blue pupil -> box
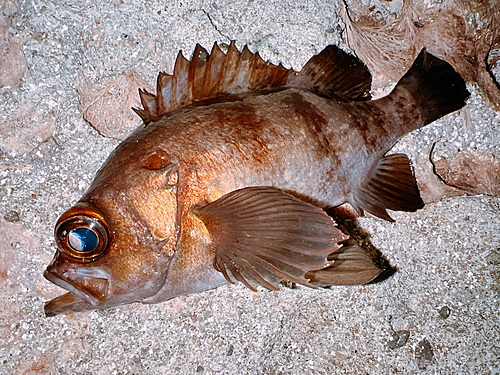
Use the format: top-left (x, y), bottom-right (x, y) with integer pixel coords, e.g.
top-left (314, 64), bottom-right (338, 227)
top-left (68, 227), bottom-right (98, 252)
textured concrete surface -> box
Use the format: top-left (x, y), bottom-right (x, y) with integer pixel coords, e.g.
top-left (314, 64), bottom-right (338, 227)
top-left (0, 0), bottom-right (499, 374)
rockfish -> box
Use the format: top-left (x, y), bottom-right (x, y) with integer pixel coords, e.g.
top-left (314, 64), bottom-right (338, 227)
top-left (44, 42), bottom-right (469, 316)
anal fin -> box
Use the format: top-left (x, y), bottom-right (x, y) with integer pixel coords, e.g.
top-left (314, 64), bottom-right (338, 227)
top-left (305, 239), bottom-right (381, 286)
top-left (192, 187), bottom-right (348, 291)
top-left (355, 154), bottom-right (424, 222)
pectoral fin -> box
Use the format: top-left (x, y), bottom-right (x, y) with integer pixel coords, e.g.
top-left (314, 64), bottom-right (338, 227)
top-left (355, 154), bottom-right (425, 221)
top-left (192, 187), bottom-right (348, 291)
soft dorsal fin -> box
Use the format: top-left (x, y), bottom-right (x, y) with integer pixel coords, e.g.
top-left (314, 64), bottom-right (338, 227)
top-left (133, 42), bottom-right (373, 123)
top-left (287, 45), bottom-right (372, 101)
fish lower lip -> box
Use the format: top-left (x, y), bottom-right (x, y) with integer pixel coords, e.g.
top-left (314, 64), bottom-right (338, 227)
top-left (44, 292), bottom-right (97, 317)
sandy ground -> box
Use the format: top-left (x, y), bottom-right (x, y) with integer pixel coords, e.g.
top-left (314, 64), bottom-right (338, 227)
top-left (0, 0), bottom-right (499, 374)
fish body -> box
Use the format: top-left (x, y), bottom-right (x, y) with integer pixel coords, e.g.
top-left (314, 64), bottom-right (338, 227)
top-left (44, 43), bottom-right (469, 315)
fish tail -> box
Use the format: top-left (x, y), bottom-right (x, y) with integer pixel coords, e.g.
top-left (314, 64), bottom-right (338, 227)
top-left (350, 51), bottom-right (469, 222)
top-left (394, 49), bottom-right (470, 127)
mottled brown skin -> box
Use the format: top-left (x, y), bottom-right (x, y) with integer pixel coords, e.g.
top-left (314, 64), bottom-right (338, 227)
top-left (44, 45), bottom-right (469, 315)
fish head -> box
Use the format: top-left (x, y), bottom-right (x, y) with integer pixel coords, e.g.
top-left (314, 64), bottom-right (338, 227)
top-left (44, 145), bottom-right (181, 316)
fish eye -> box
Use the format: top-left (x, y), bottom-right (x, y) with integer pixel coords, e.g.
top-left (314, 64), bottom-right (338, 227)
top-left (68, 227), bottom-right (99, 252)
top-left (55, 203), bottom-right (109, 262)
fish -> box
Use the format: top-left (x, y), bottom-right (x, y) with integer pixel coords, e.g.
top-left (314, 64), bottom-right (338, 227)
top-left (43, 42), bottom-right (469, 316)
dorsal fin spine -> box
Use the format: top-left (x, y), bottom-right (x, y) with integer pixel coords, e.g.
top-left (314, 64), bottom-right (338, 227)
top-left (203, 42), bottom-right (224, 97)
top-left (156, 72), bottom-right (168, 114)
top-left (174, 51), bottom-right (190, 107)
top-left (249, 51), bottom-right (265, 89)
top-left (190, 44), bottom-right (209, 100)
top-left (223, 41), bottom-right (241, 90)
top-left (237, 46), bottom-right (253, 91)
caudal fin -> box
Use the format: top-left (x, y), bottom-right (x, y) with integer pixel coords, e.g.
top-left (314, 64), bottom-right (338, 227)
top-left (396, 49), bottom-right (470, 125)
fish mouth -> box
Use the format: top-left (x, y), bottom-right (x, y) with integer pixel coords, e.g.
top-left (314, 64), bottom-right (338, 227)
top-left (43, 258), bottom-right (110, 316)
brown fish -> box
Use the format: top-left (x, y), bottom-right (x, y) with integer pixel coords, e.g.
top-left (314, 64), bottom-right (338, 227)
top-left (43, 42), bottom-right (469, 316)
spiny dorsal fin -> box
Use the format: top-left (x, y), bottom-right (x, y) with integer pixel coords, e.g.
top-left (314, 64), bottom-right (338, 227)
top-left (134, 42), bottom-right (373, 123)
